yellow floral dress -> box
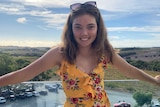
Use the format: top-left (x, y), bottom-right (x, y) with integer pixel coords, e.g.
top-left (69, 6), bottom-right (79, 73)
top-left (57, 56), bottom-right (110, 107)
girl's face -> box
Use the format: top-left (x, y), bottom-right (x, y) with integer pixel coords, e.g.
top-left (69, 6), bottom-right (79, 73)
top-left (72, 14), bottom-right (97, 48)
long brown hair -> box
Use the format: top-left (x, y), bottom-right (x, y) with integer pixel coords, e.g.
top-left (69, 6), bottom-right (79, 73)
top-left (60, 4), bottom-right (114, 64)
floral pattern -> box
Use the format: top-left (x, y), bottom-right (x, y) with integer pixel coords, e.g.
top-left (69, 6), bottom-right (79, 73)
top-left (67, 97), bottom-right (86, 107)
top-left (58, 56), bottom-right (110, 107)
top-left (62, 72), bottom-right (80, 90)
top-left (100, 55), bottom-right (108, 70)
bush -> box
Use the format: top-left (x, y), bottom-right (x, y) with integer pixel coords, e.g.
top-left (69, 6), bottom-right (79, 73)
top-left (133, 91), bottom-right (152, 107)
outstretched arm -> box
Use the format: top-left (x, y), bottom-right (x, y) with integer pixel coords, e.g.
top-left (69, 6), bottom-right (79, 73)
top-left (0, 47), bottom-right (62, 87)
top-left (112, 52), bottom-right (160, 86)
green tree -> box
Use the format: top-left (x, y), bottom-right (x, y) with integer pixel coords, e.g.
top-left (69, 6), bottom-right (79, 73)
top-left (0, 53), bottom-right (31, 76)
top-left (15, 59), bottom-right (30, 69)
top-left (148, 61), bottom-right (160, 71)
top-left (0, 54), bottom-right (16, 76)
top-left (145, 92), bottom-right (153, 106)
top-left (135, 60), bottom-right (148, 70)
top-left (158, 98), bottom-right (160, 103)
top-left (133, 91), bottom-right (152, 107)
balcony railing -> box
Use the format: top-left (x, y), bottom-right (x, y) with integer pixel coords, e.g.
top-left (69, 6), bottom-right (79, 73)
top-left (0, 80), bottom-right (160, 107)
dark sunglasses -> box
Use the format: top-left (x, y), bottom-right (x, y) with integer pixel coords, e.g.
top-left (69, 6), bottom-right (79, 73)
top-left (70, 1), bottom-right (97, 11)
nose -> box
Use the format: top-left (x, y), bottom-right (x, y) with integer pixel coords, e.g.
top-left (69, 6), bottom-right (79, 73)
top-left (81, 28), bottom-right (88, 36)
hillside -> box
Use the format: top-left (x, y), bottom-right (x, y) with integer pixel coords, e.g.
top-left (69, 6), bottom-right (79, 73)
top-left (0, 46), bottom-right (50, 61)
top-left (1, 46), bottom-right (160, 60)
top-left (1, 46), bottom-right (160, 63)
top-left (118, 47), bottom-right (160, 62)
top-left (0, 46), bottom-right (49, 56)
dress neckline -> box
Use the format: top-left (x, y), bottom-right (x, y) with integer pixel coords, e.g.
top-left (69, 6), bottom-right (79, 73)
top-left (74, 63), bottom-right (101, 76)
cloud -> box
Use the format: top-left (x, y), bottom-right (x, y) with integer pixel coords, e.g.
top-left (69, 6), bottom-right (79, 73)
top-left (0, 2), bottom-right (68, 28)
top-left (108, 26), bottom-right (160, 32)
top-left (157, 14), bottom-right (160, 16)
top-left (1, 0), bottom-right (160, 29)
top-left (110, 39), bottom-right (160, 48)
top-left (37, 25), bottom-right (48, 30)
top-left (41, 14), bottom-right (68, 29)
top-left (150, 33), bottom-right (160, 39)
top-left (109, 35), bottom-right (120, 41)
top-left (16, 17), bottom-right (27, 23)
top-left (9, 0), bottom-right (160, 13)
top-left (0, 40), bottom-right (60, 47)
top-left (97, 0), bottom-right (160, 13)
top-left (0, 3), bottom-right (25, 14)
top-left (109, 32), bottom-right (160, 48)
top-left (10, 0), bottom-right (71, 7)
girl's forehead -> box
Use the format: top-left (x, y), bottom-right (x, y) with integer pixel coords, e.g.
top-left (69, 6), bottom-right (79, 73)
top-left (74, 14), bottom-right (95, 19)
top-left (73, 14), bottom-right (96, 23)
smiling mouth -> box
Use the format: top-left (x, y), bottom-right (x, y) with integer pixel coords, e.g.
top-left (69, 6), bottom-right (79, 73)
top-left (80, 37), bottom-right (89, 41)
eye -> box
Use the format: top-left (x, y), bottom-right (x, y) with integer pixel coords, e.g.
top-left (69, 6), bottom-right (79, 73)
top-left (88, 25), bottom-right (95, 29)
top-left (73, 24), bottom-right (82, 29)
top-left (75, 26), bottom-right (81, 29)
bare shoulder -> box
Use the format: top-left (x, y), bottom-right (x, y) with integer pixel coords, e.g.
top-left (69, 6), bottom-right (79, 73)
top-left (40, 46), bottom-right (64, 66)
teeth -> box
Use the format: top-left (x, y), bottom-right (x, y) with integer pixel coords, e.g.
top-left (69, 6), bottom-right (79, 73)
top-left (81, 38), bottom-right (88, 41)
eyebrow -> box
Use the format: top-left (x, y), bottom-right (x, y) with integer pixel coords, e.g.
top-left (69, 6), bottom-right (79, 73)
top-left (88, 23), bottom-right (96, 26)
top-left (73, 23), bottom-right (96, 26)
top-left (73, 23), bottom-right (81, 26)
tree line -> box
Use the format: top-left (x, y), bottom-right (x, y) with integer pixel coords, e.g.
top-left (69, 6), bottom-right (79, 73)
top-left (0, 53), bottom-right (55, 81)
top-left (127, 60), bottom-right (160, 72)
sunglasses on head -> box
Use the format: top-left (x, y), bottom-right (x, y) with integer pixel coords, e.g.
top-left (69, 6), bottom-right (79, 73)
top-left (70, 1), bottom-right (97, 11)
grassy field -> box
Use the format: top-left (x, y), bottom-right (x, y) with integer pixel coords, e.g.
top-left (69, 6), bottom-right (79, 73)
top-left (105, 64), bottom-right (160, 80)
top-left (103, 64), bottom-right (160, 97)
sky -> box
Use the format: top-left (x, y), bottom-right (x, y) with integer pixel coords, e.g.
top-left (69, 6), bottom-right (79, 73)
top-left (0, 0), bottom-right (160, 48)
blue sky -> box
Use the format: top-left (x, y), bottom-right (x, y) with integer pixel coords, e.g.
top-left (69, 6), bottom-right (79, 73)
top-left (0, 0), bottom-right (160, 48)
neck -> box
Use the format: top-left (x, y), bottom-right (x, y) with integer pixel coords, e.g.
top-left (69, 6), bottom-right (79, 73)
top-left (77, 46), bottom-right (94, 57)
